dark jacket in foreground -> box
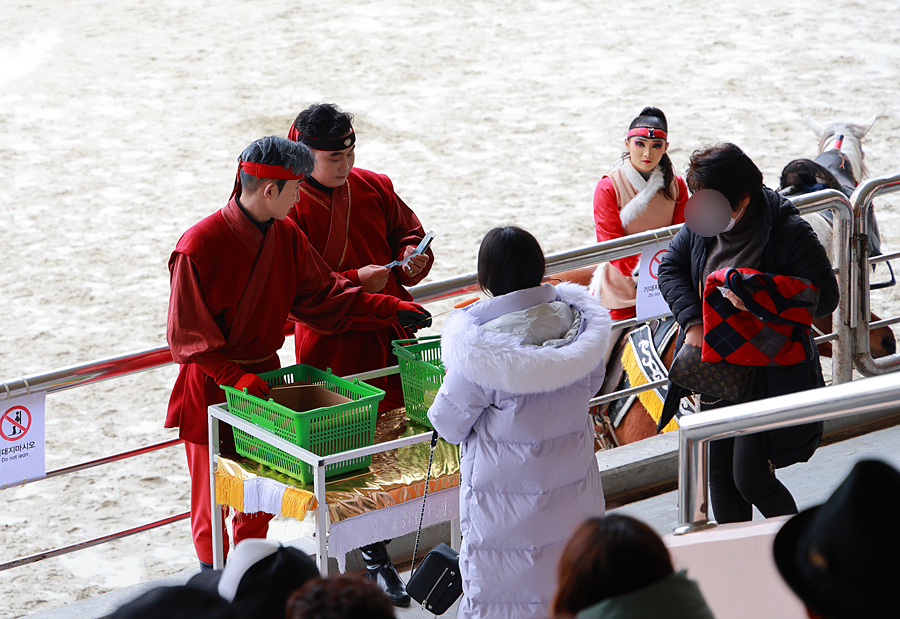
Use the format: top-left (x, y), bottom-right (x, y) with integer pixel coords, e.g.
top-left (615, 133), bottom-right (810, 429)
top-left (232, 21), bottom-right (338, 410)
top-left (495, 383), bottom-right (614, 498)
top-left (658, 187), bottom-right (839, 465)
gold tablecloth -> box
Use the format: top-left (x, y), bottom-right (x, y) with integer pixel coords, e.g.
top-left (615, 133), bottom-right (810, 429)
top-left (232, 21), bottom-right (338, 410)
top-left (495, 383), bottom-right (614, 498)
top-left (215, 408), bottom-right (460, 524)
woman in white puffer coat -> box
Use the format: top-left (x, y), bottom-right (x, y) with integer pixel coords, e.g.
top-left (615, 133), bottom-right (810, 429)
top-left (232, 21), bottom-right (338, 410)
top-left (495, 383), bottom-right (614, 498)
top-left (428, 226), bottom-right (611, 619)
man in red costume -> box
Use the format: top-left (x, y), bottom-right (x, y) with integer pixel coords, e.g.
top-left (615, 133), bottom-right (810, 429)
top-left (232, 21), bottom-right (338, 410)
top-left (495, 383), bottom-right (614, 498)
top-left (166, 136), bottom-right (431, 570)
top-left (286, 104), bottom-right (434, 606)
top-left (286, 103), bottom-right (433, 411)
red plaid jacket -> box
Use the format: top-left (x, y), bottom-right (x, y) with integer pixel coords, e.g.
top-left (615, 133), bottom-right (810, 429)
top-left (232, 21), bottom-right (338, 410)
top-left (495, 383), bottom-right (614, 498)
top-left (702, 268), bottom-right (819, 366)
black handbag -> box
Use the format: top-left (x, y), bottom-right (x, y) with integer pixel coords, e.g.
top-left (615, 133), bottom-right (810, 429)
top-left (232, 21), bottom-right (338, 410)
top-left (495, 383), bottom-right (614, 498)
top-left (406, 542), bottom-right (462, 614)
top-left (406, 431), bottom-right (463, 615)
top-left (668, 343), bottom-right (752, 404)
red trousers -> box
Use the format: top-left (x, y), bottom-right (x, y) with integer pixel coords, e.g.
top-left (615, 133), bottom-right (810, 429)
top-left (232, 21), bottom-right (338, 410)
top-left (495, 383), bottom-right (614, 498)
top-left (184, 441), bottom-right (273, 563)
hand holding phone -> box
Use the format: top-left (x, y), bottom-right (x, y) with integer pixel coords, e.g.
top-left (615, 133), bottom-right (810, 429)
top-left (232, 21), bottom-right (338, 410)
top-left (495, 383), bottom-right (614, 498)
top-left (385, 231), bottom-right (435, 271)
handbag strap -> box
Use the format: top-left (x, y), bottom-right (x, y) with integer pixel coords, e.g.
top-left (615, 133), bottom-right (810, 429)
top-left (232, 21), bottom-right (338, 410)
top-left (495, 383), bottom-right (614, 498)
top-left (724, 269), bottom-right (814, 328)
top-left (410, 430), bottom-right (440, 575)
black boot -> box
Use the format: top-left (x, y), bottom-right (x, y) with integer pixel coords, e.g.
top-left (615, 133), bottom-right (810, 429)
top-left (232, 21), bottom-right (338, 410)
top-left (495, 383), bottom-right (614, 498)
top-left (360, 541), bottom-right (410, 607)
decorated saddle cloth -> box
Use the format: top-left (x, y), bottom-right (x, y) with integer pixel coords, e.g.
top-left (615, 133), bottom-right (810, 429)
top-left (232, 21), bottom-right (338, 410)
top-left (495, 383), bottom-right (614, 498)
top-left (703, 268), bottom-right (819, 367)
top-left (619, 320), bottom-right (692, 433)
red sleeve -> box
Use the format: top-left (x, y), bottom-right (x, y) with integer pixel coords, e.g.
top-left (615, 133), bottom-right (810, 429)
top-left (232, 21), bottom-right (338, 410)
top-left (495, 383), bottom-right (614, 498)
top-left (339, 269), bottom-right (361, 285)
top-left (288, 231), bottom-right (400, 335)
top-left (672, 176), bottom-right (688, 225)
top-left (381, 179), bottom-right (434, 287)
top-left (593, 177), bottom-right (638, 277)
top-left (166, 253), bottom-right (246, 386)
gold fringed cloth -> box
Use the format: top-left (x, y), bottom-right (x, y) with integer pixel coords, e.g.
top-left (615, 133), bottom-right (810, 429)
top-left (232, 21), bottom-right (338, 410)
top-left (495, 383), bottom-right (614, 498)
top-left (214, 408), bottom-right (460, 525)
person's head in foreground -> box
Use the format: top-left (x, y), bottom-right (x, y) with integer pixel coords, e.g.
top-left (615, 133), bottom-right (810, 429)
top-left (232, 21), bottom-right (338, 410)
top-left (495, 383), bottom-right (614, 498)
top-left (477, 225), bottom-right (546, 297)
top-left (285, 573), bottom-right (396, 619)
top-left (774, 458), bottom-right (900, 619)
top-left (187, 538), bottom-right (319, 619)
top-left (233, 135), bottom-right (315, 222)
top-left (553, 514), bottom-right (714, 619)
top-left (109, 585), bottom-right (237, 619)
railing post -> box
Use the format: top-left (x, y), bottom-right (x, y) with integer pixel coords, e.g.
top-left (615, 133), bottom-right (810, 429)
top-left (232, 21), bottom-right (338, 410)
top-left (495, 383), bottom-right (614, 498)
top-left (674, 373), bottom-right (900, 535)
top-left (851, 173), bottom-right (900, 376)
top-left (789, 191), bottom-right (854, 384)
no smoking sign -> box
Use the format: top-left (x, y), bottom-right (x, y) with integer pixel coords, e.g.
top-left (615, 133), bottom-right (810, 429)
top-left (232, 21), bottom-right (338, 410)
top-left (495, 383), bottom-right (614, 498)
top-left (648, 249), bottom-right (666, 280)
top-left (636, 240), bottom-right (672, 321)
top-left (1, 406), bottom-right (32, 441)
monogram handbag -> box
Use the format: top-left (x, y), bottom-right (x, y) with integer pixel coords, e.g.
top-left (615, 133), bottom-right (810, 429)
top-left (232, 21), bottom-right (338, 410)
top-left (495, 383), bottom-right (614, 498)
top-left (406, 431), bottom-right (463, 615)
top-left (668, 343), bottom-right (752, 404)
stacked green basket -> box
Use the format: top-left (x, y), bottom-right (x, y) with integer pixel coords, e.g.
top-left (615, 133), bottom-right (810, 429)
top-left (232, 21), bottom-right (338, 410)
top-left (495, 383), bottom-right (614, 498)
top-left (392, 335), bottom-right (444, 429)
top-left (221, 364), bottom-right (383, 483)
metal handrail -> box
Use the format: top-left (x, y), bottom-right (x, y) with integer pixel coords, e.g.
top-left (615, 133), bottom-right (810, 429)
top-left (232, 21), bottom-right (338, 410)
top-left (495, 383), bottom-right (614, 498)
top-left (674, 373), bottom-right (900, 534)
top-left (1, 188), bottom-right (858, 401)
top-left (851, 172), bottom-right (900, 376)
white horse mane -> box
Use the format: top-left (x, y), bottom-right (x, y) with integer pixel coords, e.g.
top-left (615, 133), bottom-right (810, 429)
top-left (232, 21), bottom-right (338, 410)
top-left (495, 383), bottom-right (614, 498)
top-left (807, 115), bottom-right (877, 182)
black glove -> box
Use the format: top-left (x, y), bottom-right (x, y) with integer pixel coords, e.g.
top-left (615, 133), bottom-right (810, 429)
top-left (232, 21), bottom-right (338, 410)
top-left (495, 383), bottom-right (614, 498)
top-left (397, 301), bottom-right (432, 330)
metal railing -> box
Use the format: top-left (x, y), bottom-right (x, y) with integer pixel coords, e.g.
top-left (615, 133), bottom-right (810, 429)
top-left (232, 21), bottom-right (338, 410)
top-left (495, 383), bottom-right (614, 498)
top-left (1, 180), bottom-right (895, 571)
top-left (674, 372), bottom-right (900, 535)
top-left (851, 172), bottom-right (900, 376)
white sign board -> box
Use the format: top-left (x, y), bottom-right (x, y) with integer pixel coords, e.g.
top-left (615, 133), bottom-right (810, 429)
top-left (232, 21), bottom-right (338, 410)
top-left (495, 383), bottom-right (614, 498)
top-left (1, 393), bottom-right (46, 487)
top-left (635, 239), bottom-right (672, 321)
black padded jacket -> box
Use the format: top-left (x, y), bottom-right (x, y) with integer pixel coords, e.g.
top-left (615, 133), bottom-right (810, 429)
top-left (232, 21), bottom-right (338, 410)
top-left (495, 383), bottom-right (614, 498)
top-left (658, 187), bottom-right (839, 466)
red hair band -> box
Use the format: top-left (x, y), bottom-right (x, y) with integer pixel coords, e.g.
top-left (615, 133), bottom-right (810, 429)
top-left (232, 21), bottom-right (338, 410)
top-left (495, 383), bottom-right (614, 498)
top-left (230, 161), bottom-right (304, 198)
top-left (627, 127), bottom-right (668, 140)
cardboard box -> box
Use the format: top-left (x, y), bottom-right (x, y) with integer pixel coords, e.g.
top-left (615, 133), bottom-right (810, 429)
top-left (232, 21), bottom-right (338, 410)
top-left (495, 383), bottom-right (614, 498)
top-left (269, 381), bottom-right (352, 413)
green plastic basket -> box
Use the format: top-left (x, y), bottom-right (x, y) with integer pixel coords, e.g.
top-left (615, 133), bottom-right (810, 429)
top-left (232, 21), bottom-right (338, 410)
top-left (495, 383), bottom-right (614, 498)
top-left (392, 336), bottom-right (444, 429)
top-left (221, 364), bottom-right (383, 483)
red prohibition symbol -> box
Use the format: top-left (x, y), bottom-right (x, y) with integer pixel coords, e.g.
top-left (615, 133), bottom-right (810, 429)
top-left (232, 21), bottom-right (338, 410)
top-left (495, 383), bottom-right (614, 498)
top-left (649, 249), bottom-right (666, 280)
top-left (1, 406), bottom-right (32, 441)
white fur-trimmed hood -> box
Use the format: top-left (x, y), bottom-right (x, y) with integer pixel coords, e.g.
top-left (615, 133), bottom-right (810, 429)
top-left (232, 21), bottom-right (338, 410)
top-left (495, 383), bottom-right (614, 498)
top-left (441, 282), bottom-right (611, 394)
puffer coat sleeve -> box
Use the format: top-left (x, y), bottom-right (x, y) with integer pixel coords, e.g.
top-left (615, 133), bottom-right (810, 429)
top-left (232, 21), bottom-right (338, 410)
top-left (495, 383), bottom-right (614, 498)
top-left (657, 225), bottom-right (703, 328)
top-left (429, 371), bottom-right (493, 445)
top-left (782, 214), bottom-right (839, 318)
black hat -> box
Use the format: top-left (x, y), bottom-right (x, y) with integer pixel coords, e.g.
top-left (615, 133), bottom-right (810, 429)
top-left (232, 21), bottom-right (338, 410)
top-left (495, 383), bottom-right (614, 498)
top-left (188, 538), bottom-right (319, 619)
top-left (773, 459), bottom-right (900, 619)
top-left (109, 585), bottom-right (237, 619)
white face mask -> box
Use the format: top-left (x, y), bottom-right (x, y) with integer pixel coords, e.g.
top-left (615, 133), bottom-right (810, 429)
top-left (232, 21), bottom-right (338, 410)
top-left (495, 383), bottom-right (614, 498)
top-left (722, 203), bottom-right (746, 233)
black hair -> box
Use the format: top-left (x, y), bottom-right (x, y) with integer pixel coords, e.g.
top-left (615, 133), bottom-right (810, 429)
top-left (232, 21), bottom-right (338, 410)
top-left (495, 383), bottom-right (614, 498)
top-left (686, 142), bottom-right (764, 210)
top-left (238, 135), bottom-right (314, 194)
top-left (624, 106), bottom-right (676, 201)
top-left (293, 103), bottom-right (355, 141)
top-left (286, 574), bottom-right (395, 619)
top-left (553, 515), bottom-right (675, 617)
top-left (477, 226), bottom-right (545, 297)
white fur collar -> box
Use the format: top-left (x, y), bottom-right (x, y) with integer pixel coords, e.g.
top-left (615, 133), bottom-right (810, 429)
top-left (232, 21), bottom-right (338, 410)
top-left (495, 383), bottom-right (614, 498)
top-left (618, 159), bottom-right (665, 228)
top-left (441, 282), bottom-right (611, 394)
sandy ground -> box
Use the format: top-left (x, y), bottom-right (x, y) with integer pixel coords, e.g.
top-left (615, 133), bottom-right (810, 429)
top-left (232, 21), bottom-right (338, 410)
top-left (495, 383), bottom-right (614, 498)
top-left (1, 0), bottom-right (899, 616)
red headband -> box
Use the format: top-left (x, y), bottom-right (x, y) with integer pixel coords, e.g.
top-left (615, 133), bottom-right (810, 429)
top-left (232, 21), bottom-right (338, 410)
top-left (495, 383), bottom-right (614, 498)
top-left (627, 127), bottom-right (668, 140)
top-left (288, 123), bottom-right (356, 151)
top-left (230, 161), bottom-right (304, 198)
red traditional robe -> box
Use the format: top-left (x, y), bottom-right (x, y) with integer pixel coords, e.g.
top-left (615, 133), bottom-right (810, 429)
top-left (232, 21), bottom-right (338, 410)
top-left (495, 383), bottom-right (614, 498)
top-left (166, 197), bottom-right (400, 445)
top-left (287, 168), bottom-right (434, 411)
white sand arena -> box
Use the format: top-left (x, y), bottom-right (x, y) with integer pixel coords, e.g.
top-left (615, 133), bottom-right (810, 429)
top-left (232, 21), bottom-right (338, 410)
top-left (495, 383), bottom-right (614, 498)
top-left (1, 0), bottom-right (898, 615)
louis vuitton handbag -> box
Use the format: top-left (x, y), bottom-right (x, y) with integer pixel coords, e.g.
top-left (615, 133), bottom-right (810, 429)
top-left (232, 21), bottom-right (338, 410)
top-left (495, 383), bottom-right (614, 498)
top-left (406, 430), bottom-right (463, 615)
top-left (668, 343), bottom-right (752, 404)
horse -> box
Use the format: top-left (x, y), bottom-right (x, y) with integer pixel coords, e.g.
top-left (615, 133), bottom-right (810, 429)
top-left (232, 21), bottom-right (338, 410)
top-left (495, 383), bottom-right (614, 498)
top-left (780, 115), bottom-right (896, 359)
top-left (556, 116), bottom-right (896, 448)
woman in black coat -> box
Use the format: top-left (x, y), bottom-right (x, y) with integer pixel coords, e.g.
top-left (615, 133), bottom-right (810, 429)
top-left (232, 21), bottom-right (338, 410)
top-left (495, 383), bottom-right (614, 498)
top-left (658, 143), bottom-right (839, 523)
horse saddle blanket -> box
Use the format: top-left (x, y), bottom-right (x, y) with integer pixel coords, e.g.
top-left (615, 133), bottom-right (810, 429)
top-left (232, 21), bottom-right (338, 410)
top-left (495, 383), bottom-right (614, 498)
top-left (618, 321), bottom-right (692, 431)
top-left (703, 268), bottom-right (818, 367)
